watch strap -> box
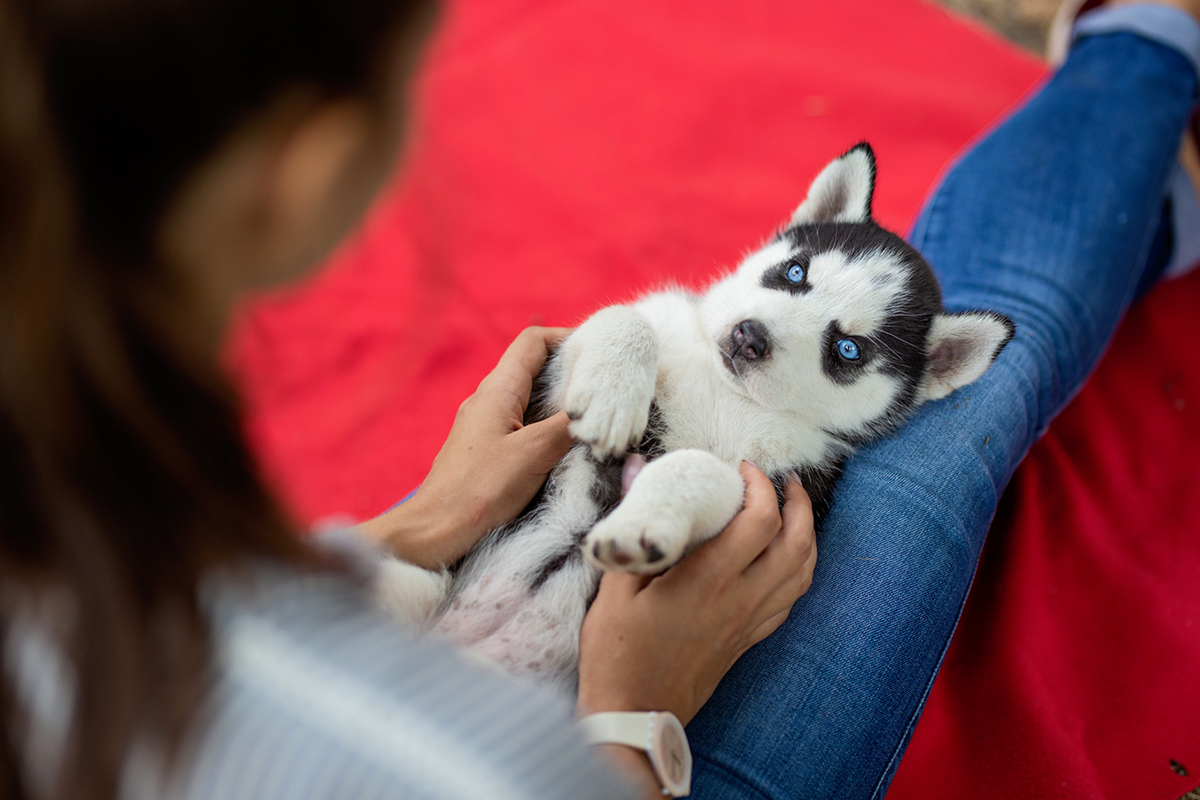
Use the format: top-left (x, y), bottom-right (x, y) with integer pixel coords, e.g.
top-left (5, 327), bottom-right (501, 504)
top-left (578, 711), bottom-right (657, 750)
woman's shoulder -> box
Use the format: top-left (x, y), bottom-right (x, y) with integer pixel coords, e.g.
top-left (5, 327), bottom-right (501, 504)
top-left (146, 562), bottom-right (632, 800)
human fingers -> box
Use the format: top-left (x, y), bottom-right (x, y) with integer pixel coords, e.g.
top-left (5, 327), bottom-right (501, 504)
top-left (477, 326), bottom-right (573, 408)
top-left (733, 480), bottom-right (815, 652)
top-left (746, 532), bottom-right (816, 631)
top-left (743, 475), bottom-right (815, 586)
top-left (592, 570), bottom-right (654, 603)
top-left (690, 462), bottom-right (782, 575)
top-left (509, 411), bottom-right (574, 474)
top-left (781, 474), bottom-right (814, 534)
top-left (738, 494), bottom-right (817, 652)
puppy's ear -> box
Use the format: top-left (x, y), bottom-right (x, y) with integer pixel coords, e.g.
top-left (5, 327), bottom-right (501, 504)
top-left (918, 311), bottom-right (1015, 402)
top-left (790, 142), bottom-right (876, 225)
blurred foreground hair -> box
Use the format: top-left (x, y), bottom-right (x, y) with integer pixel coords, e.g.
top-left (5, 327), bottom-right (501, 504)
top-left (0, 0), bottom-right (432, 797)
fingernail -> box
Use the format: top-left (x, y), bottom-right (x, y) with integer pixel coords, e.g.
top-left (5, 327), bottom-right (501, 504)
top-left (788, 470), bottom-right (803, 487)
top-left (744, 460), bottom-right (760, 469)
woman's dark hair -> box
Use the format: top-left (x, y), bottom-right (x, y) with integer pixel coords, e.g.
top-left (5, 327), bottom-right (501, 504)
top-left (0, 0), bottom-right (433, 797)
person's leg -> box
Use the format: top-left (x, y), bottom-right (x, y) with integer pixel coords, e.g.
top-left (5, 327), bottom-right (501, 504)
top-left (686, 9), bottom-right (1199, 800)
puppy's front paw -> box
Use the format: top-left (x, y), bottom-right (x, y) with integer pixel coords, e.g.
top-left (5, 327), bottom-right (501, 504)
top-left (557, 306), bottom-right (657, 460)
top-left (564, 378), bottom-right (651, 460)
top-left (583, 509), bottom-right (689, 574)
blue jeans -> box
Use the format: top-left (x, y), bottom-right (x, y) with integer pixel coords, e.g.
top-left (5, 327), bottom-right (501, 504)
top-left (687, 15), bottom-right (1199, 800)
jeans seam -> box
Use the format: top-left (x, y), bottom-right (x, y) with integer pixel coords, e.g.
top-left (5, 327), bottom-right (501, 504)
top-left (867, 568), bottom-right (978, 800)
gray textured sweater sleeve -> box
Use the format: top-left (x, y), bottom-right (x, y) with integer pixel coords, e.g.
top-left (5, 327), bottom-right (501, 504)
top-left (127, 567), bottom-right (635, 799)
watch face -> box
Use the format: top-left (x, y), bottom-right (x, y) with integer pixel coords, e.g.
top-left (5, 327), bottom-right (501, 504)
top-left (651, 713), bottom-right (692, 796)
top-left (661, 723), bottom-right (688, 785)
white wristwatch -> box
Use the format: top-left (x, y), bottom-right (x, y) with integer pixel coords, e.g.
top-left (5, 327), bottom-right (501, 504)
top-left (577, 711), bottom-right (692, 797)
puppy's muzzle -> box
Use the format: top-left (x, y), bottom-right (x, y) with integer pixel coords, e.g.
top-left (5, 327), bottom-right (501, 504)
top-left (730, 319), bottom-right (771, 361)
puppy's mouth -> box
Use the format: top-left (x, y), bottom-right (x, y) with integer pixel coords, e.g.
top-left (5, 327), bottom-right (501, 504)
top-left (719, 319), bottom-right (773, 378)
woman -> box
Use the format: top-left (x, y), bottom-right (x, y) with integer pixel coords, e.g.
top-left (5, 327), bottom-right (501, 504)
top-left (0, 1), bottom-right (815, 798)
top-left (4, 0), bottom-right (1199, 798)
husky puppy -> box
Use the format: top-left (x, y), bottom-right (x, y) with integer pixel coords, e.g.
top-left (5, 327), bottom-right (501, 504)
top-left (374, 144), bottom-right (1014, 693)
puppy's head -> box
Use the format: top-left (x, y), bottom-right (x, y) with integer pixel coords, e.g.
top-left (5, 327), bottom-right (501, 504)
top-left (699, 143), bottom-right (1014, 441)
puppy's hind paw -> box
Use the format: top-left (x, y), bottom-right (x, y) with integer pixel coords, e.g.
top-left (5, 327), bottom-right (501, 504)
top-left (582, 513), bottom-right (689, 574)
top-left (373, 557), bottom-right (452, 628)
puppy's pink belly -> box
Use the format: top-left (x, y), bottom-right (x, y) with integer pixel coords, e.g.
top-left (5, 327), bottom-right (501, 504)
top-left (433, 584), bottom-right (585, 686)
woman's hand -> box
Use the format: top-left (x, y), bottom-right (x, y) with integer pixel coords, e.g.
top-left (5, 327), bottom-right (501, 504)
top-left (358, 326), bottom-right (574, 568)
top-left (576, 462), bottom-right (816, 727)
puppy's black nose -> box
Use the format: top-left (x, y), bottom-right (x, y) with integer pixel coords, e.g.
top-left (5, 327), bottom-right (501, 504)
top-left (731, 319), bottom-right (771, 360)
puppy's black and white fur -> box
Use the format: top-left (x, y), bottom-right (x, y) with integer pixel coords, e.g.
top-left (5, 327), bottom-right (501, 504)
top-left (375, 144), bottom-right (1015, 693)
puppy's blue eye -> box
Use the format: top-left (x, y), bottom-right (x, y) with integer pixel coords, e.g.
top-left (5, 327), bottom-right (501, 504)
top-left (837, 339), bottom-right (860, 360)
top-left (786, 263), bottom-right (805, 284)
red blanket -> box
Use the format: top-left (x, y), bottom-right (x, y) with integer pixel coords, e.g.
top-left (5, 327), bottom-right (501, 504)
top-left (888, 271), bottom-right (1200, 800)
top-left (227, 1), bottom-right (1200, 796)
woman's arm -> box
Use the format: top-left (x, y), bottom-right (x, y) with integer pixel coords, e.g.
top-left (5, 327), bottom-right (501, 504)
top-left (357, 327), bottom-right (575, 568)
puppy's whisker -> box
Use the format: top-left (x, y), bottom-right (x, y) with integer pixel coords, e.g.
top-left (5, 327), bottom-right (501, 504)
top-left (720, 348), bottom-right (743, 380)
